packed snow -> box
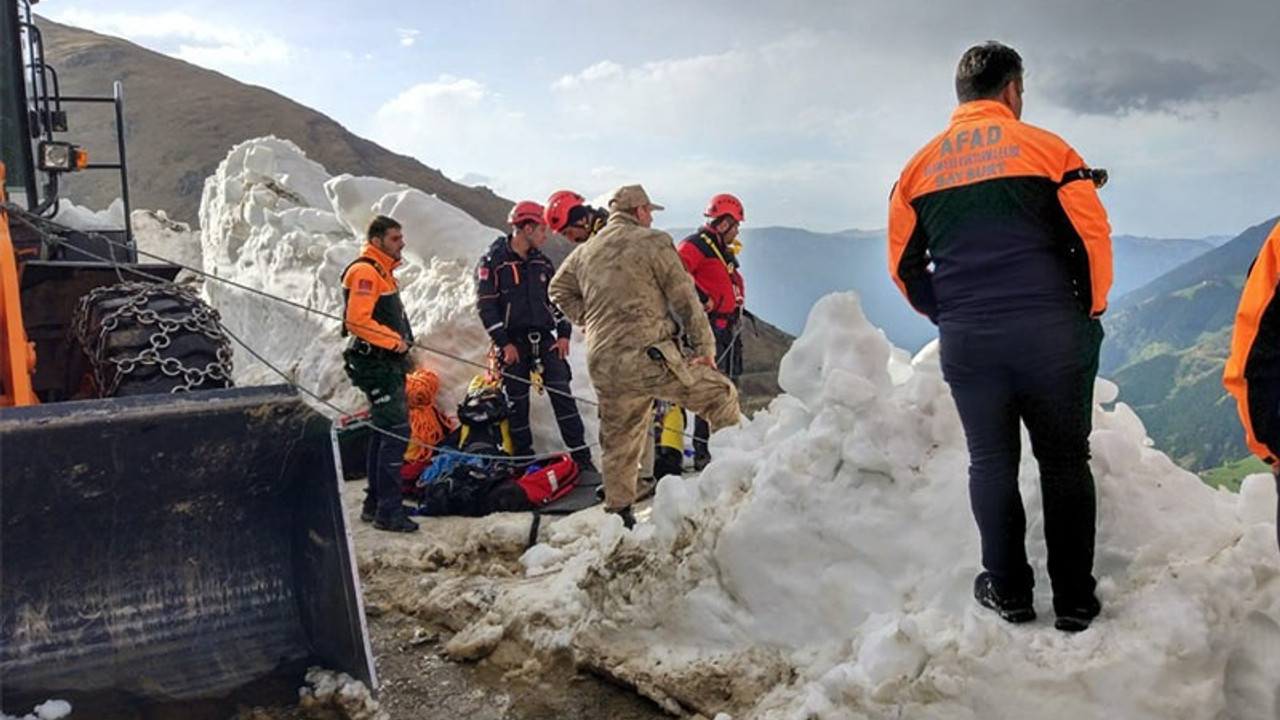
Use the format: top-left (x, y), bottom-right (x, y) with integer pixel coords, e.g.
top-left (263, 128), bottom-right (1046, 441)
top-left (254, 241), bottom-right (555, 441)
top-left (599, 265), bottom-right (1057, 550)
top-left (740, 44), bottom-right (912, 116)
top-left (39, 137), bottom-right (1280, 720)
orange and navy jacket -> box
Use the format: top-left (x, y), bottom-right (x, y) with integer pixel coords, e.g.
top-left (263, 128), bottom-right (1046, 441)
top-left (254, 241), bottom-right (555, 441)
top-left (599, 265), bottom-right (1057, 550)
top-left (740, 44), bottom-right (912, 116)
top-left (888, 101), bottom-right (1112, 323)
top-left (342, 243), bottom-right (412, 351)
top-left (475, 235), bottom-right (570, 347)
top-left (1224, 219), bottom-right (1280, 465)
top-left (678, 226), bottom-right (745, 330)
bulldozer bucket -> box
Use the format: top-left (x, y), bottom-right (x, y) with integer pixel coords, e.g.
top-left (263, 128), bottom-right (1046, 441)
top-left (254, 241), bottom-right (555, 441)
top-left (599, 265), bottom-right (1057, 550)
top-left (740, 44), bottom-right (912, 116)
top-left (0, 385), bottom-right (375, 718)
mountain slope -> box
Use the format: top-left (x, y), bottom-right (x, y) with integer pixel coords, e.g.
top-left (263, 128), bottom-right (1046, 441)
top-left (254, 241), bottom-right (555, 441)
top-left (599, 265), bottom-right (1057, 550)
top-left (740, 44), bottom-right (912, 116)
top-left (1101, 216), bottom-right (1280, 470)
top-left (38, 16), bottom-right (795, 410)
top-left (38, 16), bottom-right (512, 229)
top-left (734, 226), bottom-right (1214, 355)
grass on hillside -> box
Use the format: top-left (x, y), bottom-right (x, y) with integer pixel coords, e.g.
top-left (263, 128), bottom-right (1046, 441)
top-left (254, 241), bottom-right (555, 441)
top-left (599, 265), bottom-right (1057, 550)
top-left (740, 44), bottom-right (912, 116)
top-left (1200, 455), bottom-right (1271, 492)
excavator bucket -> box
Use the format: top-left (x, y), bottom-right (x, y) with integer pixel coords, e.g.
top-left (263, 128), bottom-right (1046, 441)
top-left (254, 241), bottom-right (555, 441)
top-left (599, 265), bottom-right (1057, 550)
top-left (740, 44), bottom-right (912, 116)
top-left (0, 385), bottom-right (375, 719)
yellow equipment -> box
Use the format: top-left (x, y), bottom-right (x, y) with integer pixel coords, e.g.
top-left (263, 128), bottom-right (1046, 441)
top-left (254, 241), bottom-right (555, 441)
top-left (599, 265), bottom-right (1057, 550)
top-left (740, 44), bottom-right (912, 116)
top-left (1, 2), bottom-right (373, 716)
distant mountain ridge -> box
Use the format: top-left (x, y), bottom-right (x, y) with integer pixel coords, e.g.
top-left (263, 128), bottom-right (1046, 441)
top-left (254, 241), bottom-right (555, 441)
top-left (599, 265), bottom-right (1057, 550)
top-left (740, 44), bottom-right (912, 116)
top-left (37, 16), bottom-right (796, 411)
top-left (37, 16), bottom-right (512, 229)
top-left (1101, 216), bottom-right (1280, 470)
top-left (725, 225), bottom-right (1216, 354)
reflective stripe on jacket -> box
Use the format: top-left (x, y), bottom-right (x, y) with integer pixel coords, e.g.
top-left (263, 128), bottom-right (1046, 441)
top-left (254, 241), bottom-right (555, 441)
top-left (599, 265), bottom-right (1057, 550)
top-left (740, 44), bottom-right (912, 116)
top-left (678, 226), bottom-right (744, 328)
top-left (475, 235), bottom-right (569, 347)
top-left (1224, 219), bottom-right (1280, 464)
top-left (888, 100), bottom-right (1112, 322)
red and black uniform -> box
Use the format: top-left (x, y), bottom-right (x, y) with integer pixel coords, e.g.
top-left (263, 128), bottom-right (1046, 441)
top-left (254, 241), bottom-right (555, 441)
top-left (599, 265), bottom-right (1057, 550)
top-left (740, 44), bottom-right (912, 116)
top-left (342, 243), bottom-right (414, 525)
top-left (475, 236), bottom-right (588, 465)
top-left (679, 226), bottom-right (745, 463)
top-left (1223, 219), bottom-right (1280, 548)
top-left (888, 100), bottom-right (1113, 615)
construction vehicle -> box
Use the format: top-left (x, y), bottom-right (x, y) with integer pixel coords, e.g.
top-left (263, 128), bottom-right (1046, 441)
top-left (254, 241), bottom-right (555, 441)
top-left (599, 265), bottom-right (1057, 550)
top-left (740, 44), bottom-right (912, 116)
top-left (1, 1), bottom-right (374, 716)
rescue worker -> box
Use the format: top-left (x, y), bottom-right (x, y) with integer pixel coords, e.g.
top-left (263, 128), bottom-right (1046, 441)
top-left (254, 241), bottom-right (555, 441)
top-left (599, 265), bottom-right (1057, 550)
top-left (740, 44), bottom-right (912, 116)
top-left (476, 200), bottom-right (595, 471)
top-left (342, 215), bottom-right (419, 533)
top-left (1223, 218), bottom-right (1280, 552)
top-left (679, 193), bottom-right (747, 470)
top-left (548, 184), bottom-right (740, 528)
top-left (545, 190), bottom-right (609, 244)
top-left (888, 42), bottom-right (1112, 631)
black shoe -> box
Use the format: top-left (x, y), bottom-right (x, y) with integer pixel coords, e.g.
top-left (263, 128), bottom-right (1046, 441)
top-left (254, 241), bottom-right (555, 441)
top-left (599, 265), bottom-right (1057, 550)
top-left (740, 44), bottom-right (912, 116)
top-left (1053, 595), bottom-right (1101, 633)
top-left (359, 509), bottom-right (375, 523)
top-left (607, 505), bottom-right (636, 530)
top-left (974, 572), bottom-right (1036, 624)
top-left (693, 452), bottom-right (711, 471)
top-left (575, 457), bottom-right (598, 474)
top-left (373, 514), bottom-right (419, 533)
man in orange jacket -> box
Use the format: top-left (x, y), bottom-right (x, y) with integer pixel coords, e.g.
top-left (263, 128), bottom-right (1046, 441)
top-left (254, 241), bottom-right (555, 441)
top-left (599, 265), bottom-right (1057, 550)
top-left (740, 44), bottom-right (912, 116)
top-left (342, 215), bottom-right (418, 533)
top-left (1223, 218), bottom-right (1280, 551)
top-left (889, 42), bottom-right (1112, 632)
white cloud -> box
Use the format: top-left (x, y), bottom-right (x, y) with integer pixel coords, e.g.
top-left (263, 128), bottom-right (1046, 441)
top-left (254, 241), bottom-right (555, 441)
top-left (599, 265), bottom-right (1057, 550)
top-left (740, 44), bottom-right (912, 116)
top-left (397, 28), bottom-right (420, 48)
top-left (369, 76), bottom-right (532, 194)
top-left (47, 8), bottom-right (294, 67)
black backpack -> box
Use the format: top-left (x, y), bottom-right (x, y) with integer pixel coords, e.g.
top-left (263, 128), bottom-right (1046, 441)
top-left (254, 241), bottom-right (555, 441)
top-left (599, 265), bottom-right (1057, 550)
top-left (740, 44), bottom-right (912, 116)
top-left (419, 458), bottom-right (517, 517)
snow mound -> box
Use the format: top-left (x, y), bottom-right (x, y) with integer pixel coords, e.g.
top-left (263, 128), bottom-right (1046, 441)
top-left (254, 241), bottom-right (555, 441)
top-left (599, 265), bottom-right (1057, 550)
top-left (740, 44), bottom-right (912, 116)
top-left (475, 294), bottom-right (1277, 719)
top-left (186, 137), bottom-right (1279, 719)
top-left (192, 137), bottom-right (598, 448)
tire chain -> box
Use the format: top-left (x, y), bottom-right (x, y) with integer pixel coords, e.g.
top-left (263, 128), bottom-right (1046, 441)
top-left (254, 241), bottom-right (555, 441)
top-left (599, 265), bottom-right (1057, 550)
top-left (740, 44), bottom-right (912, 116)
top-left (72, 281), bottom-right (234, 397)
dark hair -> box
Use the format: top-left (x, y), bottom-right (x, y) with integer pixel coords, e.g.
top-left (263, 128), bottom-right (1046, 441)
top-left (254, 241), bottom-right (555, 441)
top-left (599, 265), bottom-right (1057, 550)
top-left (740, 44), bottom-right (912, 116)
top-left (955, 41), bottom-right (1023, 103)
top-left (366, 215), bottom-right (402, 240)
top-left (565, 205), bottom-right (591, 227)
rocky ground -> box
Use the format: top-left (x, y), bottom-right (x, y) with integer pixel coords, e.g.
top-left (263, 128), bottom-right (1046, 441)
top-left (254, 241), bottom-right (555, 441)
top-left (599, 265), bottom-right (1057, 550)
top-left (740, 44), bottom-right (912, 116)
top-left (321, 481), bottom-right (673, 720)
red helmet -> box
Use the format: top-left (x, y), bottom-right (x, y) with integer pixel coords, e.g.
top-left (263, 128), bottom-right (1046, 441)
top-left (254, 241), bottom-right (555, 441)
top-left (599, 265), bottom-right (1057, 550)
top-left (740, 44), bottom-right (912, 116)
top-left (508, 200), bottom-right (546, 227)
top-left (703, 193), bottom-right (745, 223)
top-left (544, 190), bottom-right (585, 232)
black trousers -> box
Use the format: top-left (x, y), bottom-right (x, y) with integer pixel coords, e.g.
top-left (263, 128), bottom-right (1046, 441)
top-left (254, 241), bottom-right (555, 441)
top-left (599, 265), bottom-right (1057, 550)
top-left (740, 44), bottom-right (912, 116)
top-left (693, 324), bottom-right (743, 458)
top-left (344, 349), bottom-right (411, 520)
top-left (939, 311), bottom-right (1103, 611)
top-left (501, 332), bottom-right (589, 463)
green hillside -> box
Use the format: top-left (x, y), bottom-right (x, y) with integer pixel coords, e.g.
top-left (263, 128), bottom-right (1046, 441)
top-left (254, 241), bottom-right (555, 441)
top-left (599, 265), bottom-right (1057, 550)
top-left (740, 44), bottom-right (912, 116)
top-left (1103, 217), bottom-right (1279, 471)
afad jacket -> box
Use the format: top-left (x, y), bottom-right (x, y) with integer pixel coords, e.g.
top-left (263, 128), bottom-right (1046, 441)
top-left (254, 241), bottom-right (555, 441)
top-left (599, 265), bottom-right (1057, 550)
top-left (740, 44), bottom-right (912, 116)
top-left (679, 226), bottom-right (745, 330)
top-left (342, 243), bottom-right (412, 351)
top-left (475, 235), bottom-right (570, 347)
top-left (888, 101), bottom-right (1112, 323)
top-left (1224, 220), bottom-right (1280, 464)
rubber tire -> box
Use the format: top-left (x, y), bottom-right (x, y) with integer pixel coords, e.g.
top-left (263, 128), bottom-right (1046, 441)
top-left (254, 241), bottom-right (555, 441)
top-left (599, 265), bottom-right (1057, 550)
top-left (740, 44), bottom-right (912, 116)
top-left (75, 282), bottom-right (234, 397)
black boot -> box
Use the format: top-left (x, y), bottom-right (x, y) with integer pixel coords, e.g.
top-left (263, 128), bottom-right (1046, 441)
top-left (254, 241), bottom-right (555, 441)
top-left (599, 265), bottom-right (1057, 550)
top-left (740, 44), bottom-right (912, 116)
top-left (374, 511), bottom-right (419, 533)
top-left (607, 505), bottom-right (636, 530)
top-left (1053, 594), bottom-right (1101, 632)
top-left (974, 572), bottom-right (1035, 623)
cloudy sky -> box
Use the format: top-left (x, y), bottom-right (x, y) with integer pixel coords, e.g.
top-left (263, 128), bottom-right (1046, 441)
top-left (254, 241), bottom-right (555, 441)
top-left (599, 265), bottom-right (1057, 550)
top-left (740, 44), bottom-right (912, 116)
top-left (45, 0), bottom-right (1280, 238)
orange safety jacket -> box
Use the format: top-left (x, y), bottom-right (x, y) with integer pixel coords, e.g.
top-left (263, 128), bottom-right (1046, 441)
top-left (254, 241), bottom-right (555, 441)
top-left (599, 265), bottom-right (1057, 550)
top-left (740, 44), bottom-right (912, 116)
top-left (889, 101), bottom-right (1112, 322)
top-left (1224, 219), bottom-right (1280, 465)
top-left (342, 243), bottom-right (411, 351)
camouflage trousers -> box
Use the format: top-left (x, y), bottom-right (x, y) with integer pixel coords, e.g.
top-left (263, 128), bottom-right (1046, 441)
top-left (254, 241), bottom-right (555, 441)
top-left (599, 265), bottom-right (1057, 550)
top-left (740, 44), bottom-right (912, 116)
top-left (596, 362), bottom-right (739, 511)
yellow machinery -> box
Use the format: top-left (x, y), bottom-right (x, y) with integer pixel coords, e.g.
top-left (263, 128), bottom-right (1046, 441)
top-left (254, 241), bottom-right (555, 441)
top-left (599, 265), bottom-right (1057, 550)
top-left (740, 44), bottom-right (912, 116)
top-left (1, 1), bottom-right (373, 716)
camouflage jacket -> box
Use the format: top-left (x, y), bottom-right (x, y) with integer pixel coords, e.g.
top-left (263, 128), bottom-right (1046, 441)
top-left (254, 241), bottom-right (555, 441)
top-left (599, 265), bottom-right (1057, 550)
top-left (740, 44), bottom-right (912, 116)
top-left (549, 211), bottom-right (714, 390)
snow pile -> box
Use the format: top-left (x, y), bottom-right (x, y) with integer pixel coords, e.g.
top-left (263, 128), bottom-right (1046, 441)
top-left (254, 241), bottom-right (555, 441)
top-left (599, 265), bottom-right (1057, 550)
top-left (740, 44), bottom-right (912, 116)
top-left (434, 293), bottom-right (1279, 719)
top-left (186, 138), bottom-right (1279, 719)
top-left (0, 699), bottom-right (71, 720)
top-left (194, 137), bottom-right (598, 447)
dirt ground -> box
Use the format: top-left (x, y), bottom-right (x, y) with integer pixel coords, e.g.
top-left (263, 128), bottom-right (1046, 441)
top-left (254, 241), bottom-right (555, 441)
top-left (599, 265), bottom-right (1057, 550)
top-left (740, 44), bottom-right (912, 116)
top-left (337, 482), bottom-right (673, 720)
top-left (359, 585), bottom-right (669, 720)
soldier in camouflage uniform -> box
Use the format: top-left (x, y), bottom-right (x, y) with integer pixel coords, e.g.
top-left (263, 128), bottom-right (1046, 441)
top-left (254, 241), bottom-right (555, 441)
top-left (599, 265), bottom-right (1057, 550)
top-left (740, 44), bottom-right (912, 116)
top-left (548, 185), bottom-right (739, 527)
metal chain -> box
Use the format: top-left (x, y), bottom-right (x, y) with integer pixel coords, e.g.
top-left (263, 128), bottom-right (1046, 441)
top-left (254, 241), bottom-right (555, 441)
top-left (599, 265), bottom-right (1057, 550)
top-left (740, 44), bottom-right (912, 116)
top-left (71, 281), bottom-right (234, 396)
